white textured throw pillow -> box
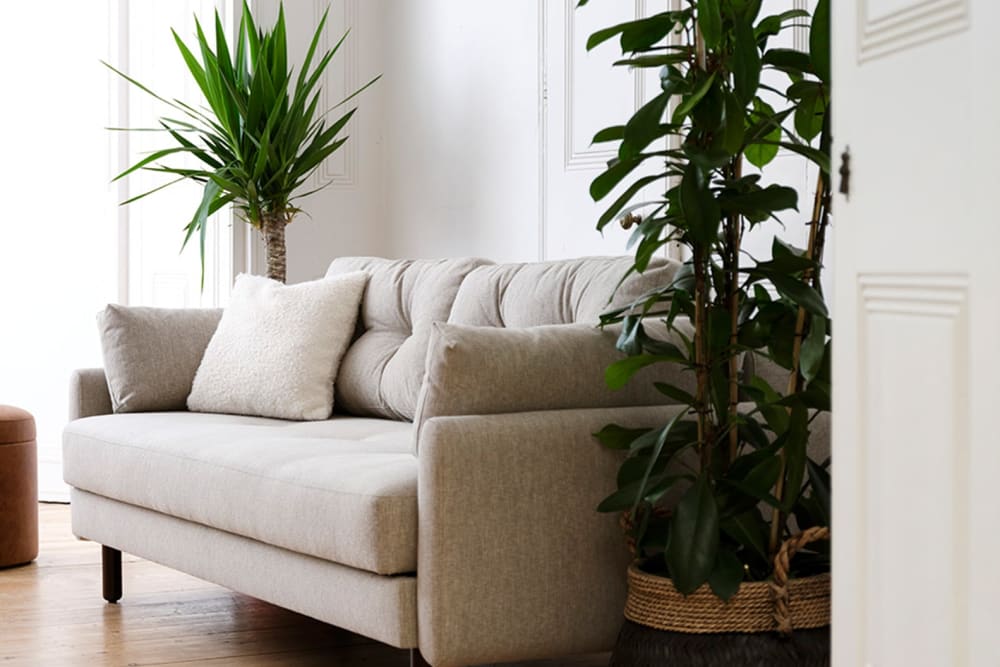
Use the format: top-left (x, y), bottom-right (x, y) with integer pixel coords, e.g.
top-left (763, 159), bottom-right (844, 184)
top-left (187, 272), bottom-right (368, 420)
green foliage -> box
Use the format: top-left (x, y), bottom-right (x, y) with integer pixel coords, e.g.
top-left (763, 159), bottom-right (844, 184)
top-left (106, 2), bottom-right (379, 283)
top-left (584, 0), bottom-right (832, 599)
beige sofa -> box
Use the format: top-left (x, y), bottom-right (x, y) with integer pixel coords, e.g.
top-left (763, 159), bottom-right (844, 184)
top-left (63, 256), bottom-right (691, 667)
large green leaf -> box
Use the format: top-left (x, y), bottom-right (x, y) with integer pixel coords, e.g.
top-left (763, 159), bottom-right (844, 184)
top-left (769, 273), bottom-right (829, 317)
top-left (762, 48), bottom-right (812, 75)
top-left (810, 0), bottom-right (831, 83)
top-left (708, 548), bottom-right (745, 601)
top-left (732, 14), bottom-right (761, 104)
top-left (697, 0), bottom-right (722, 48)
top-left (630, 410), bottom-right (690, 511)
top-left (781, 405), bottom-right (810, 510)
top-left (721, 508), bottom-right (769, 562)
top-left (597, 173), bottom-right (668, 231)
top-left (606, 350), bottom-right (686, 390)
top-left (680, 162), bottom-right (721, 244)
top-left (744, 99), bottom-right (781, 168)
top-left (806, 458), bottom-right (831, 526)
top-left (594, 424), bottom-right (653, 451)
top-left (666, 476), bottom-right (720, 594)
top-left (777, 141), bottom-right (831, 175)
top-left (800, 316), bottom-right (827, 382)
top-left (585, 13), bottom-right (676, 51)
top-left (719, 185), bottom-right (798, 218)
top-left (721, 92), bottom-right (745, 156)
top-left (673, 73), bottom-right (717, 123)
top-left (621, 93), bottom-right (670, 158)
top-left (590, 157), bottom-right (642, 201)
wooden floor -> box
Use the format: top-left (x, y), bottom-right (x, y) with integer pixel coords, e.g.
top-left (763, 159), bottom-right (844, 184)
top-left (0, 505), bottom-right (609, 667)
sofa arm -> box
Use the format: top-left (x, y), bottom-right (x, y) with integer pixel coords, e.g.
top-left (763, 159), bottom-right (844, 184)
top-left (69, 368), bottom-right (113, 420)
top-left (413, 322), bottom-right (692, 449)
top-left (416, 404), bottom-right (686, 667)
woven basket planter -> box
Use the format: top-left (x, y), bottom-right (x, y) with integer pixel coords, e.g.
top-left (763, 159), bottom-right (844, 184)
top-left (610, 526), bottom-right (831, 667)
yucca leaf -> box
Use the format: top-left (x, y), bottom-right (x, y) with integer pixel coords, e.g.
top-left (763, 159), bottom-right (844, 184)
top-left (111, 2), bottom-right (376, 287)
top-left (298, 7), bottom-right (330, 93)
top-left (289, 137), bottom-right (347, 183)
top-left (172, 29), bottom-right (210, 101)
top-left (273, 5), bottom-right (288, 89)
top-left (214, 11), bottom-right (235, 88)
top-left (119, 176), bottom-right (187, 206)
top-left (112, 146), bottom-right (199, 182)
top-left (327, 73), bottom-right (381, 112)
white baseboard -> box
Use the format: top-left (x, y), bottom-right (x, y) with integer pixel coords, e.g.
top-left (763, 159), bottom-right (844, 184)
top-left (38, 457), bottom-right (70, 503)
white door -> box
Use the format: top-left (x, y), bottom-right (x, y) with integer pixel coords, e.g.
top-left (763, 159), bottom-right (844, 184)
top-left (832, 1), bottom-right (997, 665)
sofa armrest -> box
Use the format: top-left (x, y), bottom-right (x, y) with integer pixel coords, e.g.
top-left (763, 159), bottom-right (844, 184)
top-left (69, 368), bottom-right (113, 420)
top-left (413, 322), bottom-right (693, 451)
top-left (416, 404), bottom-right (685, 667)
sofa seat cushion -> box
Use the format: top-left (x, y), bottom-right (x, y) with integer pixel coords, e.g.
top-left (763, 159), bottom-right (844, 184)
top-left (62, 412), bottom-right (417, 575)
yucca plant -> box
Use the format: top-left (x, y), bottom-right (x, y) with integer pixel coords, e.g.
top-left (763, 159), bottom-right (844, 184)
top-left (585, 0), bottom-right (832, 603)
top-left (107, 2), bottom-right (378, 283)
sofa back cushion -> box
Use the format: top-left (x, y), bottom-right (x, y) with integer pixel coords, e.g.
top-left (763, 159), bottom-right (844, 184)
top-left (326, 257), bottom-right (490, 421)
top-left (448, 256), bottom-right (681, 327)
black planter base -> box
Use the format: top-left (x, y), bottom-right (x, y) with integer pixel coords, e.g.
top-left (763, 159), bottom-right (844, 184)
top-left (609, 620), bottom-right (830, 667)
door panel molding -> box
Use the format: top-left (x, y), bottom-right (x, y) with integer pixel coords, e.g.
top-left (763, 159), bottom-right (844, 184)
top-left (858, 0), bottom-right (968, 62)
top-left (856, 273), bottom-right (970, 665)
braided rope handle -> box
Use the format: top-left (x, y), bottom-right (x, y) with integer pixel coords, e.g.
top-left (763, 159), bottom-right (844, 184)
top-left (770, 525), bottom-right (830, 635)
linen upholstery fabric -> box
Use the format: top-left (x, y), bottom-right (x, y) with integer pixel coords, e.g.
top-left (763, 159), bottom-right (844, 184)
top-left (97, 305), bottom-right (222, 413)
top-left (417, 405), bottom-right (686, 667)
top-left (325, 257), bottom-right (490, 421)
top-left (69, 369), bottom-right (114, 420)
top-left (187, 272), bottom-right (368, 421)
top-left (448, 256), bottom-right (681, 327)
top-left (414, 323), bottom-right (694, 450)
top-left (63, 412), bottom-right (417, 574)
top-left (71, 490), bottom-right (417, 648)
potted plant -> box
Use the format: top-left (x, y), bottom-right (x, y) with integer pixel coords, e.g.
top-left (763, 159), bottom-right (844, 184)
top-left (581, 0), bottom-right (832, 664)
top-left (107, 1), bottom-right (378, 284)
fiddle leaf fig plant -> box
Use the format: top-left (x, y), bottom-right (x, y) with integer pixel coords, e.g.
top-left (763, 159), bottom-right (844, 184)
top-left (106, 1), bottom-right (379, 284)
top-left (582, 0), bottom-right (832, 599)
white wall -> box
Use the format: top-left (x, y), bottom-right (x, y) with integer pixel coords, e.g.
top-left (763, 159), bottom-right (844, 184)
top-left (378, 1), bottom-right (542, 261)
top-left (254, 0), bottom-right (660, 271)
top-left (257, 1), bottom-right (821, 273)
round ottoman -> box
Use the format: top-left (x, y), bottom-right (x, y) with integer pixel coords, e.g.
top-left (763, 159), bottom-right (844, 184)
top-left (0, 406), bottom-right (38, 567)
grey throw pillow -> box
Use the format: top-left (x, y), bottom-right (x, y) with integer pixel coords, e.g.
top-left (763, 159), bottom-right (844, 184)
top-left (97, 305), bottom-right (223, 413)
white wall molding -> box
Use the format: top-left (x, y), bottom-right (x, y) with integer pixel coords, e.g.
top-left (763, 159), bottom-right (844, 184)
top-left (563, 0), bottom-right (647, 171)
top-left (314, 0), bottom-right (359, 188)
top-left (538, 1), bottom-right (549, 261)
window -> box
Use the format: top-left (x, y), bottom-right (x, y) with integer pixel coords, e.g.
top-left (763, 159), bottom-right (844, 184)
top-left (0, 1), bottom-right (237, 500)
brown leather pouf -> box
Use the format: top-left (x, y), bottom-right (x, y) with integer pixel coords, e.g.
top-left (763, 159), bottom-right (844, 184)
top-left (0, 406), bottom-right (38, 567)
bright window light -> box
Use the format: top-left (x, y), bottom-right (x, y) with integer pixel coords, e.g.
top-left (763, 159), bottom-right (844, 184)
top-left (0, 1), bottom-right (234, 500)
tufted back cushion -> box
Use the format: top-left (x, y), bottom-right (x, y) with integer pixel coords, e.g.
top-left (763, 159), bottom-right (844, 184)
top-left (326, 256), bottom-right (490, 421)
top-left (448, 256), bottom-right (682, 327)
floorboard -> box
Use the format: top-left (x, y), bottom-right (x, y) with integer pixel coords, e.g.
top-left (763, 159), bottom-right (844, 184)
top-left (0, 505), bottom-right (609, 667)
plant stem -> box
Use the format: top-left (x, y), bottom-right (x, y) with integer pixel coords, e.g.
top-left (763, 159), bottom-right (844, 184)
top-left (727, 159), bottom-right (743, 466)
top-left (262, 212), bottom-right (289, 283)
top-left (693, 245), bottom-right (711, 471)
top-left (768, 168), bottom-right (826, 556)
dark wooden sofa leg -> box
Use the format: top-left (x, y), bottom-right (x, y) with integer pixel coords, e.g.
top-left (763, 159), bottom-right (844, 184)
top-left (102, 545), bottom-right (122, 603)
top-left (409, 649), bottom-right (431, 667)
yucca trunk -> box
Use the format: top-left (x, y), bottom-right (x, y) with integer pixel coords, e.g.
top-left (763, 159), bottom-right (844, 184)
top-left (261, 213), bottom-right (290, 283)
